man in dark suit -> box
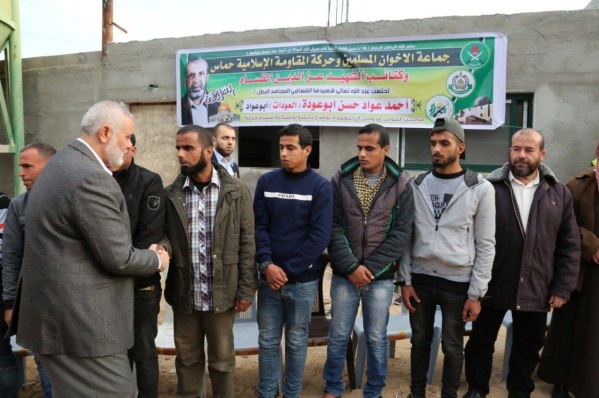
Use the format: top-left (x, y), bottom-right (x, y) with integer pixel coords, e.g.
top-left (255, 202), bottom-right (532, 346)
top-left (16, 100), bottom-right (169, 397)
top-left (180, 56), bottom-right (220, 126)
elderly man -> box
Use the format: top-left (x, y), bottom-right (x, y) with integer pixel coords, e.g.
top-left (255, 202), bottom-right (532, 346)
top-left (3, 142), bottom-right (57, 397)
top-left (16, 101), bottom-right (169, 397)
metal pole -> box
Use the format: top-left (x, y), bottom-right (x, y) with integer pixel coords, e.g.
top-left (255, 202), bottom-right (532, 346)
top-left (9, 0), bottom-right (25, 195)
top-left (102, 0), bottom-right (113, 59)
top-left (345, 0), bottom-right (349, 22)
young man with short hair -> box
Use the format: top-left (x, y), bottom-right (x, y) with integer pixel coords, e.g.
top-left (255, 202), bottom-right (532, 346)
top-left (255, 124), bottom-right (333, 398)
top-left (400, 117), bottom-right (496, 398)
top-left (323, 124), bottom-right (414, 398)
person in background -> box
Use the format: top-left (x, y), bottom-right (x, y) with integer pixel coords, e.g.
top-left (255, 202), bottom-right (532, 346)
top-left (0, 190), bottom-right (18, 398)
top-left (211, 123), bottom-right (239, 177)
top-left (538, 139), bottom-right (599, 398)
top-left (108, 134), bottom-right (165, 398)
top-left (3, 143), bottom-right (57, 397)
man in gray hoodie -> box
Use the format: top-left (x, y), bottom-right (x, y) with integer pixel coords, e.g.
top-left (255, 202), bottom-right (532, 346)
top-left (400, 117), bottom-right (496, 398)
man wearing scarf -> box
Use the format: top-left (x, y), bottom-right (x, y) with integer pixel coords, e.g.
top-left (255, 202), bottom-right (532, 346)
top-left (323, 124), bottom-right (414, 398)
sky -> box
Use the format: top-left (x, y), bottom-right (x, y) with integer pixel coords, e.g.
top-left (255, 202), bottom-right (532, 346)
top-left (18, 0), bottom-right (592, 58)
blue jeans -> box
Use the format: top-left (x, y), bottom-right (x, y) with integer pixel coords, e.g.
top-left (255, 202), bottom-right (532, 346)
top-left (409, 279), bottom-right (468, 398)
top-left (128, 282), bottom-right (161, 398)
top-left (323, 276), bottom-right (393, 398)
top-left (257, 279), bottom-right (317, 398)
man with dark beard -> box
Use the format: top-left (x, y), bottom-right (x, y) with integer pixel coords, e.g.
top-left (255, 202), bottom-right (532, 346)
top-left (463, 128), bottom-right (580, 398)
top-left (156, 124), bottom-right (256, 398)
top-left (400, 117), bottom-right (496, 398)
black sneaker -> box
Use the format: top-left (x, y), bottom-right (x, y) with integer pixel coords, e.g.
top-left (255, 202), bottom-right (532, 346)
top-left (462, 391), bottom-right (487, 398)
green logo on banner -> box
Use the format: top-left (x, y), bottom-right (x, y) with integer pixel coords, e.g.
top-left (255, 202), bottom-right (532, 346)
top-left (447, 70), bottom-right (475, 98)
top-left (460, 42), bottom-right (490, 69)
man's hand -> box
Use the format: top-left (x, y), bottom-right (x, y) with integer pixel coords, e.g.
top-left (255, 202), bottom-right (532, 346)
top-left (549, 295), bottom-right (567, 309)
top-left (400, 285), bottom-right (420, 313)
top-left (348, 265), bottom-right (374, 288)
top-left (4, 309), bottom-right (12, 326)
top-left (149, 244), bottom-right (170, 272)
top-left (234, 299), bottom-right (251, 313)
top-left (462, 299), bottom-right (481, 322)
top-left (264, 264), bottom-right (288, 290)
top-left (592, 249), bottom-right (599, 264)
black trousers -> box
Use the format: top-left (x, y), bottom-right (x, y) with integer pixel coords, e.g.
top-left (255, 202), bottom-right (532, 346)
top-left (464, 307), bottom-right (547, 397)
top-left (128, 281), bottom-right (162, 398)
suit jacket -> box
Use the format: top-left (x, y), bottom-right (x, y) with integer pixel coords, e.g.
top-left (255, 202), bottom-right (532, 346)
top-left (16, 139), bottom-right (159, 357)
top-left (180, 93), bottom-right (220, 125)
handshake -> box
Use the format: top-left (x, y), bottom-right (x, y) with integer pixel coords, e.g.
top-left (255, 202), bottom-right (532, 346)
top-left (149, 244), bottom-right (170, 272)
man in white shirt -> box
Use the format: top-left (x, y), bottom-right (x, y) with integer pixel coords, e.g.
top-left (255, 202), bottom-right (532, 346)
top-left (180, 57), bottom-right (220, 126)
top-left (211, 123), bottom-right (239, 177)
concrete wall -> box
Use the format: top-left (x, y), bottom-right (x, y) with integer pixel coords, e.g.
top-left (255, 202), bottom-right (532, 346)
top-left (1, 9), bottom-right (598, 195)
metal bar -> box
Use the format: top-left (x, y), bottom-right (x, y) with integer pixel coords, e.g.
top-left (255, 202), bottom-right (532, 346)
top-left (9, 0), bottom-right (24, 195)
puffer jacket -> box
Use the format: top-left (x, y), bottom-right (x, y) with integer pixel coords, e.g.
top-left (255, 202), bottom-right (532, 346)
top-left (159, 164), bottom-right (257, 313)
top-left (484, 163), bottom-right (580, 312)
top-left (400, 168), bottom-right (496, 301)
top-left (328, 156), bottom-right (414, 280)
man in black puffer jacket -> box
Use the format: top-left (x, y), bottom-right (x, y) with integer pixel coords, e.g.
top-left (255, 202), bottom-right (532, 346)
top-left (110, 134), bottom-right (165, 398)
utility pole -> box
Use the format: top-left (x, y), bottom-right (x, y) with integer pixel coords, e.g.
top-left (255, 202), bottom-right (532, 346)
top-left (102, 0), bottom-right (113, 59)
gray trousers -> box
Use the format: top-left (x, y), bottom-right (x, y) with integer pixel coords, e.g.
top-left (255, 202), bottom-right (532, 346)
top-left (174, 308), bottom-right (236, 398)
top-left (38, 351), bottom-right (135, 397)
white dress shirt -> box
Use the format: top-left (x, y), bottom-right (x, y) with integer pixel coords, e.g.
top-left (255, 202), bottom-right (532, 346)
top-left (509, 170), bottom-right (541, 232)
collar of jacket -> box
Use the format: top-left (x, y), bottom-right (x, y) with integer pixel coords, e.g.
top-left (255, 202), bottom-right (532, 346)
top-left (413, 167), bottom-right (481, 188)
top-left (337, 156), bottom-right (403, 179)
top-left (113, 158), bottom-right (137, 182)
top-left (571, 166), bottom-right (595, 181)
top-left (486, 162), bottom-right (558, 184)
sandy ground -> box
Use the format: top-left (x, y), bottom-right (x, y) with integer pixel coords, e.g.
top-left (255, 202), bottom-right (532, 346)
top-left (18, 269), bottom-right (553, 397)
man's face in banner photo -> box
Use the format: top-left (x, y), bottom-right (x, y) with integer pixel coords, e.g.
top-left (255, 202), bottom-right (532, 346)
top-left (184, 58), bottom-right (208, 105)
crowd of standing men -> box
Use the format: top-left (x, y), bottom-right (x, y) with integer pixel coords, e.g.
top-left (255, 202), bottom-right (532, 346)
top-left (0, 99), bottom-right (595, 398)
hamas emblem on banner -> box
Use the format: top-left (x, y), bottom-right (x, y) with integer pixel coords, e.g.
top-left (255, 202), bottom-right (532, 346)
top-left (447, 70), bottom-right (475, 98)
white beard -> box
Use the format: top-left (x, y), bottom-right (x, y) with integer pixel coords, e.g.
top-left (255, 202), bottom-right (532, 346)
top-left (106, 133), bottom-right (124, 168)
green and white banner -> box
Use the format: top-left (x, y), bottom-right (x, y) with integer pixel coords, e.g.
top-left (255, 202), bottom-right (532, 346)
top-left (177, 33), bottom-right (507, 129)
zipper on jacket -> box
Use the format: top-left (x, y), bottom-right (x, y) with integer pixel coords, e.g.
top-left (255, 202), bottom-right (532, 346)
top-left (503, 180), bottom-right (525, 238)
top-left (360, 216), bottom-right (368, 263)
